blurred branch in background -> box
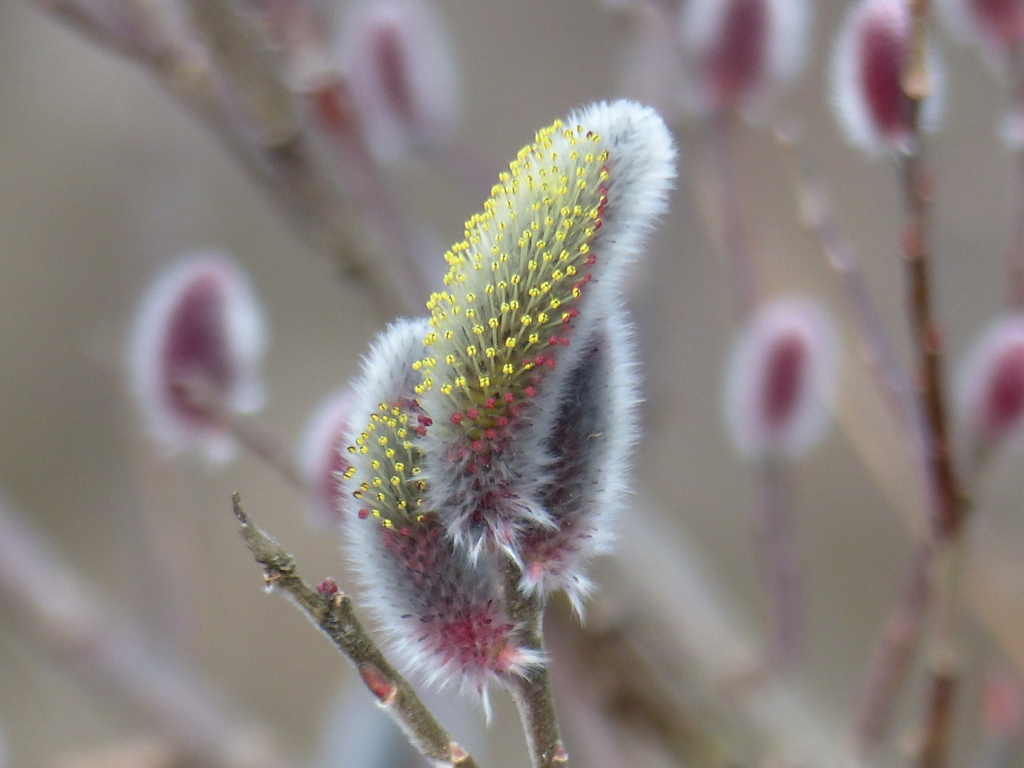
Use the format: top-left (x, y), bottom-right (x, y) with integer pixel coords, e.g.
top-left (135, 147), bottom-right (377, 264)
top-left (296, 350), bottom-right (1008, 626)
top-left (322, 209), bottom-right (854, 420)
top-left (31, 0), bottom-right (422, 314)
top-left (0, 493), bottom-right (293, 768)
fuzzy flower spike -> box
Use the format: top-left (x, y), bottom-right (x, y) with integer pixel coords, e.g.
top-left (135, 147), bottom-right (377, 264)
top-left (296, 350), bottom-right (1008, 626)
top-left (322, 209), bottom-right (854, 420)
top-left (343, 318), bottom-right (544, 716)
top-left (413, 100), bottom-right (676, 562)
top-left (340, 102), bottom-right (675, 704)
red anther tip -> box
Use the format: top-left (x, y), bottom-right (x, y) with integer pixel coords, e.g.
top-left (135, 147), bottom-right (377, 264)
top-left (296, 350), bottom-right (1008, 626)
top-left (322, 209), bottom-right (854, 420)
top-left (399, 527), bottom-right (410, 537)
top-left (503, 392), bottom-right (515, 404)
top-left (450, 412), bottom-right (463, 425)
top-left (415, 425), bottom-right (427, 437)
top-left (466, 408), bottom-right (479, 420)
top-left (358, 509), bottom-right (370, 519)
top-left (485, 428), bottom-right (498, 439)
top-left (524, 386), bottom-right (536, 398)
top-left (484, 397), bottom-right (497, 409)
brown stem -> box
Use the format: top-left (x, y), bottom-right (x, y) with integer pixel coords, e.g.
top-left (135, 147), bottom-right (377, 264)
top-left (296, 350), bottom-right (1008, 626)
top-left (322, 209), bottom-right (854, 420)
top-left (898, 6), bottom-right (967, 768)
top-left (231, 494), bottom-right (478, 768)
top-left (501, 565), bottom-right (567, 768)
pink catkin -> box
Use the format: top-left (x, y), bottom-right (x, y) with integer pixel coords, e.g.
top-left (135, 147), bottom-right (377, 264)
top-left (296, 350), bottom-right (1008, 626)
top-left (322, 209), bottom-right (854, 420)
top-left (940, 0), bottom-right (1024, 54)
top-left (708, 0), bottom-right (769, 109)
top-left (831, 0), bottom-right (944, 154)
top-left (724, 297), bottom-right (839, 460)
top-left (858, 8), bottom-right (908, 145)
top-left (760, 333), bottom-right (808, 435)
top-left (335, 0), bottom-right (459, 163)
top-left (128, 253), bottom-right (266, 462)
top-left (161, 272), bottom-right (235, 425)
top-left (680, 0), bottom-right (810, 116)
top-left (982, 344), bottom-right (1024, 439)
top-left (957, 315), bottom-right (1024, 455)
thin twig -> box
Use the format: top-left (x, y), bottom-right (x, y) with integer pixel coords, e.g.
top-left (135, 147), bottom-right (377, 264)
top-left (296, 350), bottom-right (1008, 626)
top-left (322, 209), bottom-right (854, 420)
top-left (0, 495), bottom-right (292, 768)
top-left (173, 375), bottom-right (307, 491)
top-left (788, 139), bottom-right (919, 442)
top-left (757, 458), bottom-right (800, 671)
top-left (230, 493), bottom-right (478, 768)
top-left (899, 4), bottom-right (968, 767)
top-left (780, 129), bottom-right (943, 756)
top-left (704, 109), bottom-right (759, 320)
top-left (853, 539), bottom-right (932, 756)
top-left (500, 565), bottom-right (567, 768)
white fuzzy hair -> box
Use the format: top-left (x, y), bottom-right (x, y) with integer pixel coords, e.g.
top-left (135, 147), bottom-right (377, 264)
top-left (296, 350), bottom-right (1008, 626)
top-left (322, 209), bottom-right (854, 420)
top-left (518, 311), bottom-right (642, 616)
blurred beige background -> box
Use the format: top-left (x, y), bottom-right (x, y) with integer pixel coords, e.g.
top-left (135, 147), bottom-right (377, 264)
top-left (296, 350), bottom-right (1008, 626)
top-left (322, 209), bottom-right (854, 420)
top-left (0, 1), bottom-right (1022, 766)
